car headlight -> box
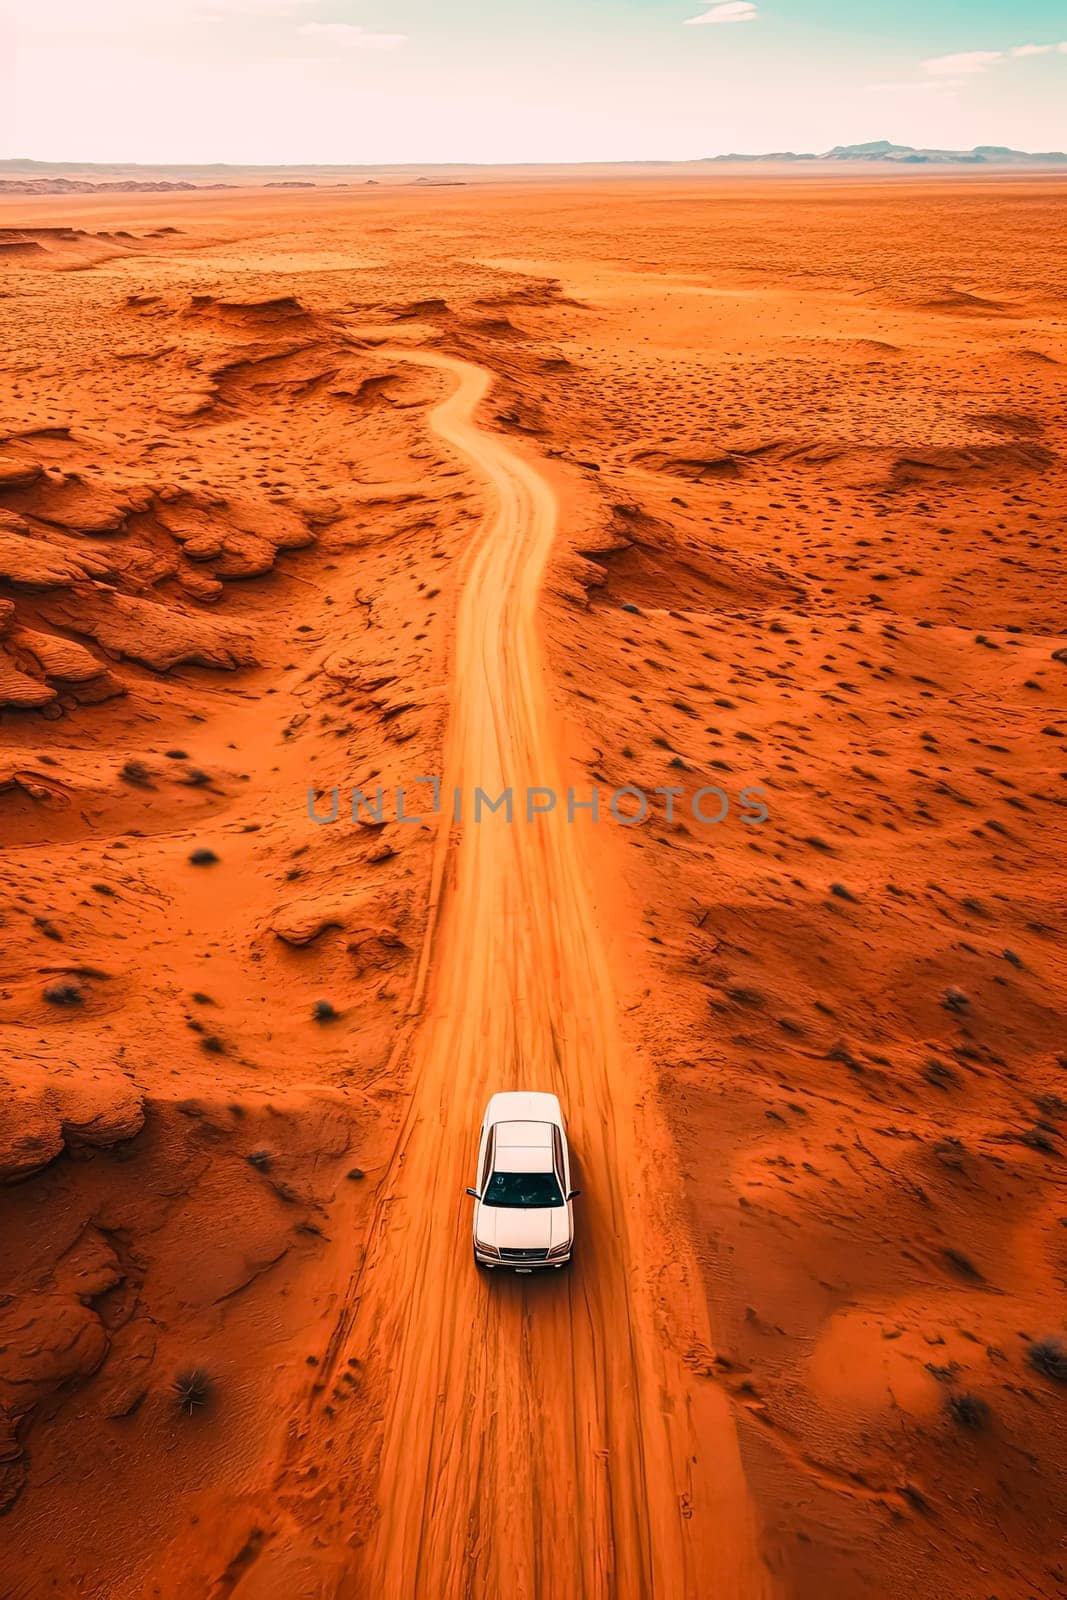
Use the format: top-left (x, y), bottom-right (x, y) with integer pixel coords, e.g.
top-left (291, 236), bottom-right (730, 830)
top-left (547, 1240), bottom-right (571, 1258)
top-left (475, 1240), bottom-right (500, 1257)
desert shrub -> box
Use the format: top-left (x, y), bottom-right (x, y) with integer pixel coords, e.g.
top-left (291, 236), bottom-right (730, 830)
top-left (43, 982), bottom-right (82, 1006)
top-left (120, 759), bottom-right (154, 789)
top-left (1027, 1337), bottom-right (1067, 1383)
top-left (173, 1369), bottom-right (212, 1415)
top-left (947, 1393), bottom-right (990, 1430)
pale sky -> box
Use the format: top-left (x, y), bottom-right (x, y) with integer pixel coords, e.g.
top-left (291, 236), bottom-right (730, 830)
top-left (3, 0), bottom-right (1067, 164)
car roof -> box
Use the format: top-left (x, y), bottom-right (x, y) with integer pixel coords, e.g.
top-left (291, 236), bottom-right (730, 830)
top-left (491, 1120), bottom-right (555, 1174)
top-left (493, 1147), bottom-right (555, 1174)
top-left (485, 1090), bottom-right (563, 1128)
top-left (494, 1119), bottom-right (552, 1149)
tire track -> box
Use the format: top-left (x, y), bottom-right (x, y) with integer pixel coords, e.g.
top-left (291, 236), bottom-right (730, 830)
top-left (276, 347), bottom-right (775, 1600)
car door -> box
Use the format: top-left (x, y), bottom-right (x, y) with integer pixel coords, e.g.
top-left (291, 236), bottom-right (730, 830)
top-left (552, 1124), bottom-right (571, 1212)
top-left (479, 1125), bottom-right (495, 1193)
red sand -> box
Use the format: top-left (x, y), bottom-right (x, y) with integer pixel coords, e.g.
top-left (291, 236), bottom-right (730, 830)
top-left (1, 177), bottom-right (1065, 1599)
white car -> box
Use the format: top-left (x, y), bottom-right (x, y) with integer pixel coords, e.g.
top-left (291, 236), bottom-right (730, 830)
top-left (466, 1091), bottom-right (580, 1271)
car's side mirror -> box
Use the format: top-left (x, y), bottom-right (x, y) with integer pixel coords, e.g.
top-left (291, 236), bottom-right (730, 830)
top-left (465, 1187), bottom-right (480, 1199)
top-left (567, 1189), bottom-right (581, 1200)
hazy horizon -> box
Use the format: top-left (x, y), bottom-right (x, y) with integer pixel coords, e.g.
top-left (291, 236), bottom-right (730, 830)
top-left (2, 144), bottom-right (1067, 179)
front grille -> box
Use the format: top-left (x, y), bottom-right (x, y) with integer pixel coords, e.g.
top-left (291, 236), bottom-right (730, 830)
top-left (500, 1247), bottom-right (549, 1263)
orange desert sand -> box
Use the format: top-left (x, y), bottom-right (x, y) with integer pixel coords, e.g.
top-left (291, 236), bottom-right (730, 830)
top-left (0, 176), bottom-right (1065, 1600)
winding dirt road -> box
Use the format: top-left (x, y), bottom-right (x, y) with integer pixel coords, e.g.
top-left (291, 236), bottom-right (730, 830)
top-left (277, 350), bottom-right (774, 1600)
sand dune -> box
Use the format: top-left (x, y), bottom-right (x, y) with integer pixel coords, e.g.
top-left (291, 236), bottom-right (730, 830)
top-left (1, 176), bottom-right (1064, 1599)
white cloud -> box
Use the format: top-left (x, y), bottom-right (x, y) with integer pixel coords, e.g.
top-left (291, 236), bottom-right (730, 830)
top-left (922, 42), bottom-right (1067, 74)
top-left (30, 0), bottom-right (316, 16)
top-left (299, 21), bottom-right (407, 49)
top-left (200, 0), bottom-right (318, 13)
top-left (865, 79), bottom-right (958, 94)
top-left (685, 3), bottom-right (758, 25)
top-left (20, 0), bottom-right (322, 32)
top-left (923, 50), bottom-right (1003, 75)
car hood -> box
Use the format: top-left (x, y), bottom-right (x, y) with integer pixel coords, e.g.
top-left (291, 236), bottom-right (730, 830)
top-left (477, 1204), bottom-right (570, 1251)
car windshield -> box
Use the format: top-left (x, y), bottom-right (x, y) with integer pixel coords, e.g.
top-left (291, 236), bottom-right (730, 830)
top-left (484, 1170), bottom-right (564, 1208)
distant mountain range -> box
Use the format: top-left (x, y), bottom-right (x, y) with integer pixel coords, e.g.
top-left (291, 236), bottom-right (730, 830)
top-left (705, 140), bottom-right (1067, 166)
top-left (0, 144), bottom-right (1065, 190)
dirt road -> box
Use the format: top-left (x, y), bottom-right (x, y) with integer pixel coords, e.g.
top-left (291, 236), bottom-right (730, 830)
top-left (277, 350), bottom-right (773, 1600)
